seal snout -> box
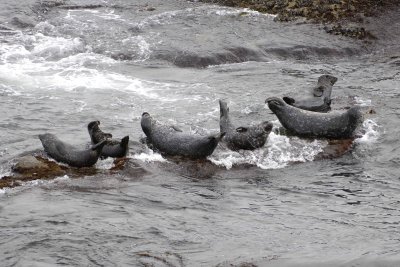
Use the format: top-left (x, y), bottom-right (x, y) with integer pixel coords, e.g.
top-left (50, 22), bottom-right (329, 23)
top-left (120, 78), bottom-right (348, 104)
top-left (262, 121), bottom-right (273, 133)
top-left (266, 97), bottom-right (284, 106)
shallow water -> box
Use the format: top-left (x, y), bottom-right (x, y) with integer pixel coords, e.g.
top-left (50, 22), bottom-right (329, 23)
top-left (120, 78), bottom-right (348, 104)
top-left (0, 0), bottom-right (399, 266)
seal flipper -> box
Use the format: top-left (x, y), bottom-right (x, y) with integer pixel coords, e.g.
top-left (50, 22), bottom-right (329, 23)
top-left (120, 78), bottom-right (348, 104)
top-left (219, 99), bottom-right (229, 118)
top-left (91, 140), bottom-right (107, 152)
top-left (283, 96), bottom-right (295, 105)
top-left (120, 136), bottom-right (129, 147)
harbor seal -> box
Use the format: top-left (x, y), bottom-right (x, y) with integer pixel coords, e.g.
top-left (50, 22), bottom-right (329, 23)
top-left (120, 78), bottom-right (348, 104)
top-left (87, 121), bottom-right (129, 158)
top-left (266, 97), bottom-right (363, 139)
top-left (283, 75), bottom-right (338, 112)
top-left (87, 120), bottom-right (112, 143)
top-left (141, 112), bottom-right (224, 158)
top-left (219, 100), bottom-right (273, 150)
top-left (39, 133), bottom-right (106, 167)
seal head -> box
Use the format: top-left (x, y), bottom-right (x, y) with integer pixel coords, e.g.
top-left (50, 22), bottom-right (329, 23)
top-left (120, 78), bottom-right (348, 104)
top-left (219, 100), bottom-right (273, 150)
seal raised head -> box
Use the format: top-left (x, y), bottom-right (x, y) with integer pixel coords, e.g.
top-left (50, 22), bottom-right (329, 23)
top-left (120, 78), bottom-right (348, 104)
top-left (141, 112), bottom-right (224, 158)
top-left (266, 97), bottom-right (363, 139)
top-left (87, 121), bottom-right (129, 159)
top-left (219, 100), bottom-right (273, 150)
top-left (283, 75), bottom-right (338, 112)
top-left (39, 133), bottom-right (106, 168)
top-left (87, 121), bottom-right (112, 143)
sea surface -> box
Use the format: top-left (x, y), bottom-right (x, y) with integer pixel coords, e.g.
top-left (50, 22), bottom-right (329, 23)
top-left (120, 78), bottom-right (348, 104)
top-left (0, 0), bottom-right (399, 266)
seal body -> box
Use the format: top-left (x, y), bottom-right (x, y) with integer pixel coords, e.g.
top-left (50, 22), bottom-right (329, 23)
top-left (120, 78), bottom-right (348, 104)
top-left (39, 133), bottom-right (106, 167)
top-left (266, 97), bottom-right (363, 139)
top-left (141, 113), bottom-right (223, 158)
top-left (283, 75), bottom-right (338, 112)
top-left (219, 100), bottom-right (273, 150)
top-left (87, 121), bottom-right (129, 158)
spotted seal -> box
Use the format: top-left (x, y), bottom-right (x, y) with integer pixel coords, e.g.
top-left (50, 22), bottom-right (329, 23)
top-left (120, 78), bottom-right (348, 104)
top-left (266, 97), bottom-right (363, 139)
top-left (219, 100), bottom-right (273, 150)
top-left (140, 112), bottom-right (224, 158)
top-left (283, 75), bottom-right (338, 112)
top-left (39, 133), bottom-right (106, 167)
top-left (87, 121), bottom-right (129, 158)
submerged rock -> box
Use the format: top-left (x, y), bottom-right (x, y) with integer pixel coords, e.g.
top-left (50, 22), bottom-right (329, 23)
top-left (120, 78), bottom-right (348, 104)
top-left (0, 155), bottom-right (148, 190)
top-left (1, 156), bottom-right (67, 189)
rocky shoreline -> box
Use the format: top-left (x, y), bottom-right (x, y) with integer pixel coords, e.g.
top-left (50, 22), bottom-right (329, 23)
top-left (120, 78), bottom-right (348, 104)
top-left (198, 0), bottom-right (399, 39)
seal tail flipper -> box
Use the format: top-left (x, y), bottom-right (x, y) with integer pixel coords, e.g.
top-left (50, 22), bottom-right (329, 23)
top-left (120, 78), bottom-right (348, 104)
top-left (283, 96), bottom-right (295, 105)
top-left (219, 99), bottom-right (229, 117)
top-left (120, 136), bottom-right (129, 147)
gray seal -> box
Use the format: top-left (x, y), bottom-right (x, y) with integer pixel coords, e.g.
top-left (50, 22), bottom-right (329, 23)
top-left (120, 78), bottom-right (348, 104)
top-left (87, 121), bottom-right (129, 159)
top-left (141, 112), bottom-right (224, 158)
top-left (219, 100), bottom-right (273, 150)
top-left (39, 133), bottom-right (106, 167)
top-left (266, 97), bottom-right (363, 139)
top-left (283, 75), bottom-right (338, 112)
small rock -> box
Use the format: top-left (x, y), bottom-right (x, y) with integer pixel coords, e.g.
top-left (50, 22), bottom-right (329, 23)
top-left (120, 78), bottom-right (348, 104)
top-left (12, 156), bottom-right (48, 174)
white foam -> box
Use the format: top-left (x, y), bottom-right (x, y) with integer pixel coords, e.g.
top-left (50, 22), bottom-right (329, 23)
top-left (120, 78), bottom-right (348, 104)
top-left (121, 35), bottom-right (152, 61)
top-left (96, 158), bottom-right (115, 170)
top-left (209, 127), bottom-right (326, 170)
top-left (54, 175), bottom-right (70, 182)
top-left (355, 119), bottom-right (380, 144)
top-left (133, 150), bottom-right (167, 163)
top-left (210, 7), bottom-right (275, 17)
top-left (354, 97), bottom-right (372, 106)
top-left (31, 34), bottom-right (88, 60)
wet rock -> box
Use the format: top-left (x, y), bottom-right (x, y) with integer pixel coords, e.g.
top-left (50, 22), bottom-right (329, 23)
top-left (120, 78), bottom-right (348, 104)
top-left (316, 138), bottom-right (354, 160)
top-left (199, 0), bottom-right (399, 39)
top-left (0, 152), bottom-right (152, 189)
top-left (324, 24), bottom-right (376, 39)
top-left (0, 156), bottom-right (67, 189)
top-left (58, 5), bottom-right (104, 10)
top-left (12, 155), bottom-right (66, 177)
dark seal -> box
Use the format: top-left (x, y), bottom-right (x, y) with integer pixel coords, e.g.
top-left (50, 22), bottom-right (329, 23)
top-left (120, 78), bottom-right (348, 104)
top-left (283, 75), bottom-right (338, 112)
top-left (266, 97), bottom-right (363, 139)
top-left (39, 133), bottom-right (106, 167)
top-left (219, 100), bottom-right (273, 150)
top-left (87, 121), bottom-right (129, 158)
top-left (141, 112), bottom-right (224, 158)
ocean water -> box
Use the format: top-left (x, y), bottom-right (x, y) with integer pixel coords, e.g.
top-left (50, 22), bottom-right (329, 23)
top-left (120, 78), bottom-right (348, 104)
top-left (0, 0), bottom-right (399, 266)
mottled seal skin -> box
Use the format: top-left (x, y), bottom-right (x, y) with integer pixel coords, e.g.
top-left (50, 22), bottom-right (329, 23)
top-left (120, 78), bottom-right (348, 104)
top-left (141, 112), bottom-right (224, 158)
top-left (87, 121), bottom-right (129, 158)
top-left (283, 75), bottom-right (338, 112)
top-left (266, 97), bottom-right (363, 139)
top-left (219, 100), bottom-right (273, 150)
top-left (87, 121), bottom-right (112, 144)
top-left (39, 133), bottom-right (106, 167)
